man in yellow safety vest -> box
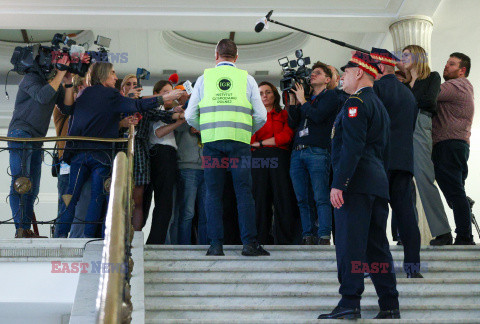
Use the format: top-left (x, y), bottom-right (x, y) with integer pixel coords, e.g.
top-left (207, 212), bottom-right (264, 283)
top-left (185, 39), bottom-right (269, 256)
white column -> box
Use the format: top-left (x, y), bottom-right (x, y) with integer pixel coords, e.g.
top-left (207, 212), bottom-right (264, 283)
top-left (389, 15), bottom-right (434, 61)
top-left (389, 16), bottom-right (435, 246)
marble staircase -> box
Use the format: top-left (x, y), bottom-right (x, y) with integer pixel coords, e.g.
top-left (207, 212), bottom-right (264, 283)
top-left (144, 245), bottom-right (480, 323)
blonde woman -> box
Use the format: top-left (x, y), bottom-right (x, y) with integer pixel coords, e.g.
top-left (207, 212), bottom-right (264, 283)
top-left (399, 45), bottom-right (451, 245)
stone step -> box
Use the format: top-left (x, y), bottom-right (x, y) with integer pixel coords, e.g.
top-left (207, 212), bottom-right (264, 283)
top-left (144, 245), bottom-right (480, 252)
top-left (146, 319), bottom-right (480, 324)
top-left (144, 304), bottom-right (480, 320)
top-left (145, 270), bottom-right (478, 280)
top-left (143, 270), bottom-right (480, 282)
top-left (145, 286), bottom-right (480, 296)
top-left (144, 248), bottom-right (480, 260)
top-left (145, 294), bottom-right (480, 306)
top-left (143, 260), bottom-right (479, 273)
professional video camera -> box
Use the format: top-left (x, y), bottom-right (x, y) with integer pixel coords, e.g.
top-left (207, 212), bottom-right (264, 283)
top-left (10, 33), bottom-right (110, 79)
top-left (278, 49), bottom-right (312, 105)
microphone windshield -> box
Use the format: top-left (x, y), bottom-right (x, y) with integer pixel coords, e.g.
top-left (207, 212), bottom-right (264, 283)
top-left (255, 21), bottom-right (265, 33)
top-left (168, 73), bottom-right (179, 84)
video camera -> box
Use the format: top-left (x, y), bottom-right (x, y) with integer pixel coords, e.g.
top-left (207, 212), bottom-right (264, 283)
top-left (10, 33), bottom-right (111, 79)
top-left (279, 49), bottom-right (311, 93)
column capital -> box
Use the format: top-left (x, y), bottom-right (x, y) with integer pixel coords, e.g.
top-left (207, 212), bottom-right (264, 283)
top-left (389, 15), bottom-right (434, 61)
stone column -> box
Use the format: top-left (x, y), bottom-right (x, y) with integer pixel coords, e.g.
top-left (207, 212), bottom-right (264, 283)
top-left (389, 15), bottom-right (434, 60)
top-left (389, 16), bottom-right (434, 246)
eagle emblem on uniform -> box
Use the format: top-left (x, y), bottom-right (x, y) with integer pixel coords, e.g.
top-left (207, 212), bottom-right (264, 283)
top-left (348, 107), bottom-right (358, 118)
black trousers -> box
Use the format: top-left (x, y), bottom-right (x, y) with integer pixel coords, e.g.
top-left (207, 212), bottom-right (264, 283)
top-left (432, 140), bottom-right (472, 238)
top-left (251, 147), bottom-right (298, 245)
top-left (146, 144), bottom-right (177, 244)
top-left (388, 170), bottom-right (421, 274)
top-left (335, 193), bottom-right (399, 310)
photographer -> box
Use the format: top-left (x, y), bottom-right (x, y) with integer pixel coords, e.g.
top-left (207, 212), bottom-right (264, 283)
top-left (55, 62), bottom-right (184, 238)
top-left (8, 55), bottom-right (74, 238)
top-left (288, 61), bottom-right (340, 245)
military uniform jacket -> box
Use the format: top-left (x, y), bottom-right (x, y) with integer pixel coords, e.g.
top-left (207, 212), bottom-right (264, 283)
top-left (331, 87), bottom-right (390, 200)
top-left (373, 74), bottom-right (417, 173)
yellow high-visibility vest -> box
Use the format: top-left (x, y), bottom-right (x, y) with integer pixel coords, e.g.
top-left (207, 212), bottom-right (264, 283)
top-left (198, 65), bottom-right (253, 144)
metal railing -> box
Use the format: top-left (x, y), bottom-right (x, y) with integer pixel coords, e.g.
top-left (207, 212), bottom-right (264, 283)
top-left (0, 135), bottom-right (128, 234)
top-left (1, 128), bottom-right (136, 322)
top-left (96, 125), bottom-right (135, 323)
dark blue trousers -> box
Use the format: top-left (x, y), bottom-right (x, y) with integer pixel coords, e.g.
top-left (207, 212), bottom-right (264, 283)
top-left (203, 140), bottom-right (258, 245)
top-left (334, 192), bottom-right (399, 310)
top-left (388, 171), bottom-right (421, 274)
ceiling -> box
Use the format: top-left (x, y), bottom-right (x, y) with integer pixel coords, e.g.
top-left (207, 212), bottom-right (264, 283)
top-left (0, 0), bottom-right (442, 81)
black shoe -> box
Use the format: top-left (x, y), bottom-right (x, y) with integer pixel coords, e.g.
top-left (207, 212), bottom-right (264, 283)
top-left (206, 245), bottom-right (224, 256)
top-left (318, 306), bottom-right (361, 319)
top-left (407, 272), bottom-right (424, 278)
top-left (374, 309), bottom-right (401, 319)
top-left (430, 232), bottom-right (453, 246)
top-left (242, 242), bottom-right (270, 256)
top-left (454, 235), bottom-right (476, 245)
top-left (318, 238), bottom-right (331, 245)
top-left (302, 235), bottom-right (317, 245)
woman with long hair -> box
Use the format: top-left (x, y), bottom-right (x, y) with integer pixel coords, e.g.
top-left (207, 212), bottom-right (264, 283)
top-left (399, 45), bottom-right (451, 245)
top-left (250, 81), bottom-right (297, 244)
top-left (55, 62), bottom-right (184, 238)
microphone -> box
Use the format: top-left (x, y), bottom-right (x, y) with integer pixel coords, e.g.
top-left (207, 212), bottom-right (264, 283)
top-left (255, 10), bottom-right (273, 33)
top-left (168, 73), bottom-right (179, 85)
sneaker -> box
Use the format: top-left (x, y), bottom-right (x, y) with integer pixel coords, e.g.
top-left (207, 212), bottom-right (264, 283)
top-left (430, 232), bottom-right (453, 246)
top-left (242, 242), bottom-right (270, 256)
top-left (454, 235), bottom-right (476, 245)
top-left (15, 228), bottom-right (47, 238)
top-left (318, 238), bottom-right (331, 245)
top-left (302, 235), bottom-right (318, 245)
top-left (374, 309), bottom-right (400, 319)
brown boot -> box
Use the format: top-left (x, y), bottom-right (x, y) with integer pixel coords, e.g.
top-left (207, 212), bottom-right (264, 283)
top-left (15, 228), bottom-right (47, 238)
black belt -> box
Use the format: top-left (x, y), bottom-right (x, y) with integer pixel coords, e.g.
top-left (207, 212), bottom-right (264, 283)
top-left (294, 144), bottom-right (310, 151)
top-left (420, 110), bottom-right (433, 117)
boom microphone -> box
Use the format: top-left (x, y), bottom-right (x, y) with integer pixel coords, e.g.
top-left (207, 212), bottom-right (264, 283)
top-left (255, 10), bottom-right (273, 33)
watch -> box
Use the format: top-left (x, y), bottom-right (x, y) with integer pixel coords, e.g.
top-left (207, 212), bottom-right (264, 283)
top-left (259, 140), bottom-right (264, 148)
top-left (64, 83), bottom-right (73, 88)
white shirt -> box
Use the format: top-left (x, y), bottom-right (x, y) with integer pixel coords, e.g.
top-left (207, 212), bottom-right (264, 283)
top-left (149, 106), bottom-right (178, 150)
top-left (185, 61), bottom-right (267, 133)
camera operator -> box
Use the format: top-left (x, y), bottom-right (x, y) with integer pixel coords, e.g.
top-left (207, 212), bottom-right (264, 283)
top-left (8, 55), bottom-right (74, 238)
top-left (55, 62), bottom-right (184, 238)
top-left (288, 61), bottom-right (340, 245)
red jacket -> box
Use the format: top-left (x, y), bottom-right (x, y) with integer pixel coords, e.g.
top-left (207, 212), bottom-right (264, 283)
top-left (251, 109), bottom-right (294, 150)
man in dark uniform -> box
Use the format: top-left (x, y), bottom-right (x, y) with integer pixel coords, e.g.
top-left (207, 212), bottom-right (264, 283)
top-left (318, 52), bottom-right (400, 320)
top-left (371, 48), bottom-right (422, 278)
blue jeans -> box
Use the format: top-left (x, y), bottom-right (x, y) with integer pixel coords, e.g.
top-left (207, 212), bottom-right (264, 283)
top-left (177, 169), bottom-right (207, 245)
top-left (290, 147), bottom-right (332, 238)
top-left (8, 129), bottom-right (42, 230)
top-left (56, 152), bottom-right (110, 238)
top-left (54, 172), bottom-right (92, 238)
top-left (203, 140), bottom-right (258, 245)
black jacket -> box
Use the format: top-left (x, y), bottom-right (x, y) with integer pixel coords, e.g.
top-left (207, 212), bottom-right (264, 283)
top-left (331, 87), bottom-right (390, 200)
top-left (374, 74), bottom-right (417, 173)
top-left (406, 71), bottom-right (441, 114)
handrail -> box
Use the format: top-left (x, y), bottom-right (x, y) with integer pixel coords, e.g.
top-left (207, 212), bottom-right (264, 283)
top-left (96, 152), bottom-right (128, 323)
top-left (0, 135), bottom-right (128, 143)
top-left (96, 125), bottom-right (135, 324)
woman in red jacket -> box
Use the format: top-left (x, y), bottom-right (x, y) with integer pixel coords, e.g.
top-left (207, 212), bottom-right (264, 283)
top-left (251, 81), bottom-right (298, 244)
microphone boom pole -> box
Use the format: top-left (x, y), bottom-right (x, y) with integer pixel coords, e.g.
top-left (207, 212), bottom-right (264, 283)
top-left (266, 14), bottom-right (370, 54)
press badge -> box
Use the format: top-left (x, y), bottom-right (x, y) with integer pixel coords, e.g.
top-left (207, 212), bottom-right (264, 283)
top-left (299, 128), bottom-right (309, 137)
top-left (59, 161), bottom-right (70, 175)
